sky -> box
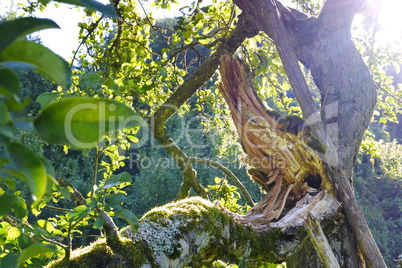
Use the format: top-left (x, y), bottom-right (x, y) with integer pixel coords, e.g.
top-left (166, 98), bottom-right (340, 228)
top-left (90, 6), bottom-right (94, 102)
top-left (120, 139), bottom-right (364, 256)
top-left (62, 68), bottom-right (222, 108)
top-left (2, 0), bottom-right (402, 61)
top-left (4, 0), bottom-right (183, 60)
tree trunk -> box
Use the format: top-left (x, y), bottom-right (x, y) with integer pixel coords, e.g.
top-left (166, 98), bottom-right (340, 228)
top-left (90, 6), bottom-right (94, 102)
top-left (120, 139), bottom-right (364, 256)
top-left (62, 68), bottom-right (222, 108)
top-left (232, 0), bottom-right (386, 267)
top-left (286, 217), bottom-right (362, 268)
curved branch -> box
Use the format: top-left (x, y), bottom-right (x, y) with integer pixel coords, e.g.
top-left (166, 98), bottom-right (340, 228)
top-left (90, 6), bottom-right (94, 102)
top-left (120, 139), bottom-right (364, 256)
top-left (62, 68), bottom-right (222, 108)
top-left (189, 157), bottom-right (255, 206)
top-left (149, 13), bottom-right (259, 199)
top-left (319, 0), bottom-right (366, 31)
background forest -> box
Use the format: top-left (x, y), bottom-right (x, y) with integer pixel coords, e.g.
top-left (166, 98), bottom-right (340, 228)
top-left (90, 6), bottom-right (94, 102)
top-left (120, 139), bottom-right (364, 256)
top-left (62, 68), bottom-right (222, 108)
top-left (0, 0), bottom-right (401, 267)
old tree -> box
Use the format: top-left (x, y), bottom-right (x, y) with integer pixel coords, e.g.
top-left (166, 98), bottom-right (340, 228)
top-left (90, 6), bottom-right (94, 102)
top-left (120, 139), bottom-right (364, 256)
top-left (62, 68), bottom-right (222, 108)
top-left (46, 0), bottom-right (385, 267)
top-left (2, 0), bottom-right (401, 267)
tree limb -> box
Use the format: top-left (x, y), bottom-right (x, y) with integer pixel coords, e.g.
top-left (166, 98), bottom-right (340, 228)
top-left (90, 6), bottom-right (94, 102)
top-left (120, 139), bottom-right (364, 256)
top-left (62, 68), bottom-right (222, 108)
top-left (149, 13), bottom-right (259, 199)
top-left (305, 213), bottom-right (340, 268)
top-left (48, 196), bottom-right (342, 268)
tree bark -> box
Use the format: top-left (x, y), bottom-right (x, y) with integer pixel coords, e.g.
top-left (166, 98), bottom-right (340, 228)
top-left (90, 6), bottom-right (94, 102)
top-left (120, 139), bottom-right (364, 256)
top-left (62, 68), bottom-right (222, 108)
top-left (304, 214), bottom-right (341, 268)
top-left (231, 0), bottom-right (386, 267)
top-left (47, 197), bottom-right (342, 268)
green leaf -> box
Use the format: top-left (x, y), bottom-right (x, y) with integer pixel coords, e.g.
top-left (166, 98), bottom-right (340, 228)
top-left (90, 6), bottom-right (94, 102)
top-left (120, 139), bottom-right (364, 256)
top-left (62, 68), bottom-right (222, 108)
top-left (36, 92), bottom-right (61, 110)
top-left (0, 194), bottom-right (17, 216)
top-left (114, 209), bottom-right (138, 229)
top-left (0, 253), bottom-right (18, 268)
top-left (53, 0), bottom-right (118, 18)
top-left (93, 217), bottom-right (104, 229)
top-left (0, 102), bottom-right (13, 142)
top-left (108, 193), bottom-right (127, 206)
top-left (0, 101), bottom-right (11, 125)
top-left (6, 95), bottom-right (31, 112)
top-left (34, 97), bottom-right (142, 149)
top-left (37, 219), bottom-right (63, 235)
top-left (0, 68), bottom-right (20, 98)
top-left (17, 243), bottom-right (58, 265)
top-left (66, 205), bottom-right (91, 222)
top-left (11, 112), bottom-right (34, 131)
top-left (8, 143), bottom-right (47, 201)
top-left (4, 178), bottom-right (16, 191)
top-left (100, 172), bottom-right (132, 189)
top-left (14, 199), bottom-right (28, 219)
top-left (0, 41), bottom-right (71, 89)
top-left (37, 155), bottom-right (56, 180)
top-left (7, 227), bottom-right (20, 239)
top-left (0, 17), bottom-right (59, 51)
top-left (60, 186), bottom-right (72, 201)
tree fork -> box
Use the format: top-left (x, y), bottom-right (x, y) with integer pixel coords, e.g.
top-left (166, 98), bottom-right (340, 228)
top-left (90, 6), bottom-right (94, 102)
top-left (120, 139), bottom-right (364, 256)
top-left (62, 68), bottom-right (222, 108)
top-left (231, 0), bottom-right (386, 267)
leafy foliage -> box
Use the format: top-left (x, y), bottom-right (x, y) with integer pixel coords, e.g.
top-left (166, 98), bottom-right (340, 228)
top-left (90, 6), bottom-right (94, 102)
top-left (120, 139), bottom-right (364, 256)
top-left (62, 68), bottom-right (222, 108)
top-left (0, 0), bottom-right (401, 267)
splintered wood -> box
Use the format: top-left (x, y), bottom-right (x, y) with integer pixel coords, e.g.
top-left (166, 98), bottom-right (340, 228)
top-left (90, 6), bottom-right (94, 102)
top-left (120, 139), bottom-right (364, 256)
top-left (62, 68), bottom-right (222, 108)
top-left (218, 54), bottom-right (337, 231)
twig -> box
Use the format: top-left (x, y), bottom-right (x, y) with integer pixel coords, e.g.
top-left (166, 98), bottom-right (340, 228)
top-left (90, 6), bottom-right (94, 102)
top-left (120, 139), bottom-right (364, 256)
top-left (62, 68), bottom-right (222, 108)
top-left (189, 157), bottom-right (255, 206)
top-left (5, 215), bottom-right (68, 249)
top-left (44, 205), bottom-right (70, 212)
top-left (71, 17), bottom-right (103, 67)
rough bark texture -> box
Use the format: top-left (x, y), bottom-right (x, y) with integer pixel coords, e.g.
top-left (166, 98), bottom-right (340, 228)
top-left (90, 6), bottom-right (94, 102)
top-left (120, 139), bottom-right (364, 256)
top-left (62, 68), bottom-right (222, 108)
top-left (286, 216), bottom-right (362, 268)
top-left (232, 0), bottom-right (385, 267)
top-left (47, 197), bottom-right (341, 268)
top-left (305, 214), bottom-right (341, 268)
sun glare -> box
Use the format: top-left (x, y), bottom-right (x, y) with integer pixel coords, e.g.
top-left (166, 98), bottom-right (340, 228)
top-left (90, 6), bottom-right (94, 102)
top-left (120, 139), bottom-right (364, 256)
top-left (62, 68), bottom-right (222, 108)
top-left (374, 0), bottom-right (402, 44)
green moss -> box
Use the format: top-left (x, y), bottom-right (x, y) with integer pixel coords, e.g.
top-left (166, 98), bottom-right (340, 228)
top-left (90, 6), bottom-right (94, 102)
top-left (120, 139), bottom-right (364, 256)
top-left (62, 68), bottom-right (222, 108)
top-left (229, 224), bottom-right (282, 263)
top-left (46, 240), bottom-right (116, 268)
top-left (47, 197), bottom-right (285, 267)
top-left (117, 238), bottom-right (149, 267)
top-left (46, 236), bottom-right (150, 268)
top-left (141, 196), bottom-right (231, 234)
top-left (136, 197), bottom-right (232, 258)
top-left (278, 115), bottom-right (305, 136)
top-left (266, 109), bottom-right (282, 121)
top-left (306, 135), bottom-right (326, 154)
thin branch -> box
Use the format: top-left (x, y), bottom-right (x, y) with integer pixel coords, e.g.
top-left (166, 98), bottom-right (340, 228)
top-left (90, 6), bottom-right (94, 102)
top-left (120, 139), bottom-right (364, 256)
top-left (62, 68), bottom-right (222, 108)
top-left (5, 215), bottom-right (68, 249)
top-left (90, 147), bottom-right (103, 198)
top-left (71, 17), bottom-right (103, 67)
top-left (44, 205), bottom-right (70, 212)
top-left (57, 177), bottom-right (118, 241)
top-left (189, 157), bottom-right (255, 207)
top-left (149, 13), bottom-right (258, 199)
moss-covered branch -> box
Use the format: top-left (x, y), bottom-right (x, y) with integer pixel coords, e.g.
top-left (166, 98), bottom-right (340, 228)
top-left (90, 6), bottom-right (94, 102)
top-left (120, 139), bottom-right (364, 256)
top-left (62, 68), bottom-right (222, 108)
top-left (47, 196), bottom-right (342, 268)
top-left (305, 214), bottom-right (340, 268)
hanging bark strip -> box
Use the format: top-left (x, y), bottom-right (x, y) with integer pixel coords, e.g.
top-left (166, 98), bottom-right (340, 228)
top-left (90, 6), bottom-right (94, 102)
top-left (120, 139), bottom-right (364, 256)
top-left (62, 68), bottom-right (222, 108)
top-left (218, 54), bottom-right (333, 229)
